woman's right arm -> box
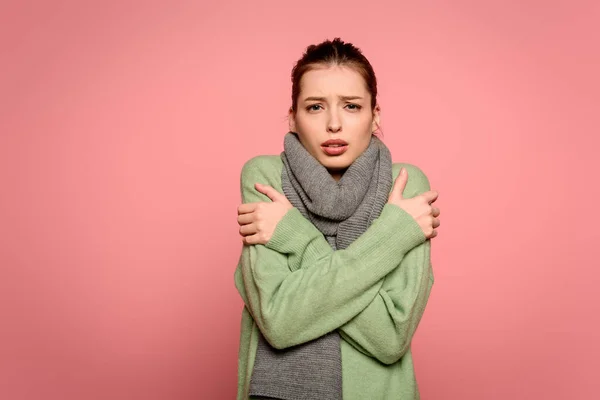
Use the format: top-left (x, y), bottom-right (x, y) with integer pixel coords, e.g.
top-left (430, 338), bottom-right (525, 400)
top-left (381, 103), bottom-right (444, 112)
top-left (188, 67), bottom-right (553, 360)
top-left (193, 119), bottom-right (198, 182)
top-left (233, 157), bottom-right (427, 350)
top-left (257, 164), bottom-right (436, 365)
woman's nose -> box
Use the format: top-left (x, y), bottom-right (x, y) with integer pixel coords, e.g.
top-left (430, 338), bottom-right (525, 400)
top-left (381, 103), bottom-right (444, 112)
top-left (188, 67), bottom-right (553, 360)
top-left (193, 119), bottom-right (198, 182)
top-left (327, 112), bottom-right (342, 133)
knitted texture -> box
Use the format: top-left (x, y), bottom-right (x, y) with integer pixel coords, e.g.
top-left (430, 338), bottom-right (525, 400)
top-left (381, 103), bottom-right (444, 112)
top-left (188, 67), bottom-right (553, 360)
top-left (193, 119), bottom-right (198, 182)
top-left (235, 155), bottom-right (434, 400)
top-left (249, 132), bottom-right (392, 399)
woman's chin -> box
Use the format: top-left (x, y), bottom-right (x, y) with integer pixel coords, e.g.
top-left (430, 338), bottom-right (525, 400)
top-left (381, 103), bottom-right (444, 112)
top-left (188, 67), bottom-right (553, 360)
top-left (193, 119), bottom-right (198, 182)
top-left (321, 158), bottom-right (352, 173)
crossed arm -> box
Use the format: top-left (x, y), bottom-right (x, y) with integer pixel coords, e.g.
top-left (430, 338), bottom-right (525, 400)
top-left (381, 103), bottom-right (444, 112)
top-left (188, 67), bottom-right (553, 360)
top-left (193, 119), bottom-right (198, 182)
top-left (234, 158), bottom-right (434, 365)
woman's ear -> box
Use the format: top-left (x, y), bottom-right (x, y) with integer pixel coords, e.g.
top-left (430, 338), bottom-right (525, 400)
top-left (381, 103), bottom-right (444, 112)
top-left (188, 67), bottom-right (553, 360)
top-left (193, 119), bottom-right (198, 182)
top-left (371, 104), bottom-right (381, 133)
top-left (288, 107), bottom-right (297, 132)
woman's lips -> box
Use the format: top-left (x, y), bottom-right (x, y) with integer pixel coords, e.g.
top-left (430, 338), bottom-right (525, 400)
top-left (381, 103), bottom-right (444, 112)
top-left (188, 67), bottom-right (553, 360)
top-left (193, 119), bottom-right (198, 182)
top-left (321, 144), bottom-right (348, 156)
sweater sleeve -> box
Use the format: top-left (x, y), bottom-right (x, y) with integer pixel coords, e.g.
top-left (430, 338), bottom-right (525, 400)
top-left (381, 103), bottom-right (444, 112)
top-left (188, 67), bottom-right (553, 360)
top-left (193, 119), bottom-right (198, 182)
top-left (338, 165), bottom-right (434, 364)
top-left (338, 240), bottom-right (433, 364)
top-left (233, 156), bottom-right (427, 350)
top-left (258, 163), bottom-right (435, 364)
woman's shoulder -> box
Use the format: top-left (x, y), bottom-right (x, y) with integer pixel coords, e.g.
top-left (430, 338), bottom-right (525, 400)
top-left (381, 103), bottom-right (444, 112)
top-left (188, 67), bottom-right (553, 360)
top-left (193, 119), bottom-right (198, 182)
top-left (391, 162), bottom-right (431, 195)
top-left (240, 154), bottom-right (283, 183)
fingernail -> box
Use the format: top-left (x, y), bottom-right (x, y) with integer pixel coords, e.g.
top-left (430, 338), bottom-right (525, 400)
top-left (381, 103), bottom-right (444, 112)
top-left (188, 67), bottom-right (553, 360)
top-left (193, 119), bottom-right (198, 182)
top-left (400, 168), bottom-right (405, 175)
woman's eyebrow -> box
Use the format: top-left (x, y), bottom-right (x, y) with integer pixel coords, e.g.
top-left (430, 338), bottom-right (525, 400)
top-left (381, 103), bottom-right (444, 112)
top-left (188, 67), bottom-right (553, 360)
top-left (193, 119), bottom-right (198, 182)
top-left (303, 95), bottom-right (364, 102)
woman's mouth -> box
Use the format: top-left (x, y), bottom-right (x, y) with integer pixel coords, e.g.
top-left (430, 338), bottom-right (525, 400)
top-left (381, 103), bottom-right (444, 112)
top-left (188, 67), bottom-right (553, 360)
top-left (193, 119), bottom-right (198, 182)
top-left (321, 139), bottom-right (349, 156)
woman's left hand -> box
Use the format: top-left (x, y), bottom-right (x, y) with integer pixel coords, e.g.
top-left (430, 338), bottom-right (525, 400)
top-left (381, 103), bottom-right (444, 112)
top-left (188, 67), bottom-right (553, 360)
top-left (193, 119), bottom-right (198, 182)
top-left (237, 183), bottom-right (293, 245)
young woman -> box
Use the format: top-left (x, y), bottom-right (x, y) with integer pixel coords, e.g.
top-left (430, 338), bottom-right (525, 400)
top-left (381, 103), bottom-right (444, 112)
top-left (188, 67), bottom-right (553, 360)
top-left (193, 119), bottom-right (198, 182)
top-left (234, 38), bottom-right (441, 400)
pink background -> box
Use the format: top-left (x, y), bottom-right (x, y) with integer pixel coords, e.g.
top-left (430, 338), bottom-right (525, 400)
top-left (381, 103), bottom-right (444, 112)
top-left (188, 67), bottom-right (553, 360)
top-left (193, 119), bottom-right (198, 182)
top-left (1, 1), bottom-right (599, 399)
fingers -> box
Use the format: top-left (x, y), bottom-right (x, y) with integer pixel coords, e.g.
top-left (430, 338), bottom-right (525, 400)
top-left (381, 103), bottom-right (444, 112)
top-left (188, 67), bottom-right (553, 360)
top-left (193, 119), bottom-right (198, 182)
top-left (237, 183), bottom-right (286, 215)
top-left (238, 202), bottom-right (259, 215)
top-left (237, 213), bottom-right (253, 226)
top-left (391, 168), bottom-right (408, 199)
top-left (255, 183), bottom-right (285, 202)
top-left (242, 233), bottom-right (261, 246)
top-left (239, 222), bottom-right (257, 237)
top-left (422, 190), bottom-right (439, 204)
top-left (432, 206), bottom-right (440, 217)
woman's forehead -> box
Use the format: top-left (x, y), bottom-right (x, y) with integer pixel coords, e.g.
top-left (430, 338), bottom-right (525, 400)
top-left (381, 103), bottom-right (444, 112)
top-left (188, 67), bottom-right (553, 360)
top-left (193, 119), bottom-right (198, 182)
top-left (300, 66), bottom-right (368, 99)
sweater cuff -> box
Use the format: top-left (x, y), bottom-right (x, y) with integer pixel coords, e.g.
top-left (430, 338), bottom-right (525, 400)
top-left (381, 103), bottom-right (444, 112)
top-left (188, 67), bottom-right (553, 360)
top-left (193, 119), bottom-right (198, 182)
top-left (378, 203), bottom-right (427, 254)
top-left (265, 207), bottom-right (322, 255)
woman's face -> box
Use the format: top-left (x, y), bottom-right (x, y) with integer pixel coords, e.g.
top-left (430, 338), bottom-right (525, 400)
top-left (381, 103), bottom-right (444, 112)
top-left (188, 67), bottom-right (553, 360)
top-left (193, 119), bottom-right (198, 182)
top-left (289, 64), bottom-right (380, 181)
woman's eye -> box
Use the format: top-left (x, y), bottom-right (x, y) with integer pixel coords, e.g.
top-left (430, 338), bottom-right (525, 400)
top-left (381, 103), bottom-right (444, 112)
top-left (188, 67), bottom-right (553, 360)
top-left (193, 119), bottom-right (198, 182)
top-left (306, 104), bottom-right (361, 111)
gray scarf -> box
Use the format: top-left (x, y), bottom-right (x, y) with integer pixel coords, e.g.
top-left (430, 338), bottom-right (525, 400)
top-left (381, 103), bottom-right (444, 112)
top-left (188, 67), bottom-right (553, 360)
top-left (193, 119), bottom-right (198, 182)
top-left (249, 131), bottom-right (393, 400)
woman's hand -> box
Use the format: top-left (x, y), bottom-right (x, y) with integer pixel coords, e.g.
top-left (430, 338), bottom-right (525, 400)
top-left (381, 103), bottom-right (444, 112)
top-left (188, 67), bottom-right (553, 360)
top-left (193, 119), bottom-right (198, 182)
top-left (388, 168), bottom-right (441, 239)
top-left (237, 183), bottom-right (294, 245)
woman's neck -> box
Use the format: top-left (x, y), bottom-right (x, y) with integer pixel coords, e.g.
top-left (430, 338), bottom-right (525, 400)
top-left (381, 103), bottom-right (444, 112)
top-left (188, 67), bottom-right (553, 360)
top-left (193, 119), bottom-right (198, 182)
top-left (329, 169), bottom-right (346, 182)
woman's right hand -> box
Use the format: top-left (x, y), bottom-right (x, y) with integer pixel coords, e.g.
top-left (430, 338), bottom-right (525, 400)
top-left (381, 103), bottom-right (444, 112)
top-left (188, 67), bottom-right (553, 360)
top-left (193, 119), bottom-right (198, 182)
top-left (388, 168), bottom-right (441, 239)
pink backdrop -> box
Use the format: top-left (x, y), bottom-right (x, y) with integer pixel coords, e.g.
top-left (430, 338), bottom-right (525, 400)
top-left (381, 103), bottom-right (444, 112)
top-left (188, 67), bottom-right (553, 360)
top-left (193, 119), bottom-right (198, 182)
top-left (1, 1), bottom-right (599, 399)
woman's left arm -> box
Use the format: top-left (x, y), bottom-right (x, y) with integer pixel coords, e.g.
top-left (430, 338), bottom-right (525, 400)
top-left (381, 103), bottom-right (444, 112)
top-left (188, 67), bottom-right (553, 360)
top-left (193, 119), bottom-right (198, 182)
top-left (242, 164), bottom-right (435, 365)
top-left (338, 239), bottom-right (433, 365)
top-left (234, 235), bottom-right (433, 366)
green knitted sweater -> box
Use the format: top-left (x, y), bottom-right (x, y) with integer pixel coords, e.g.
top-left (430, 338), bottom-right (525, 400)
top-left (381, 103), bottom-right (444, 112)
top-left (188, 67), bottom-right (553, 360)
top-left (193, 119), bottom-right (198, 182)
top-left (234, 155), bottom-right (434, 400)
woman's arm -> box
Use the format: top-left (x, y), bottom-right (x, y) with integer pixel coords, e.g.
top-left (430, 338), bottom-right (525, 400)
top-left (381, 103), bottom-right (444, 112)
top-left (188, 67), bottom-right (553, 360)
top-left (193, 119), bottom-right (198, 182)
top-left (338, 240), bottom-right (433, 364)
top-left (233, 156), bottom-right (427, 350)
top-left (253, 163), bottom-right (435, 364)
top-left (338, 166), bottom-right (434, 364)
top-left (234, 218), bottom-right (433, 364)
